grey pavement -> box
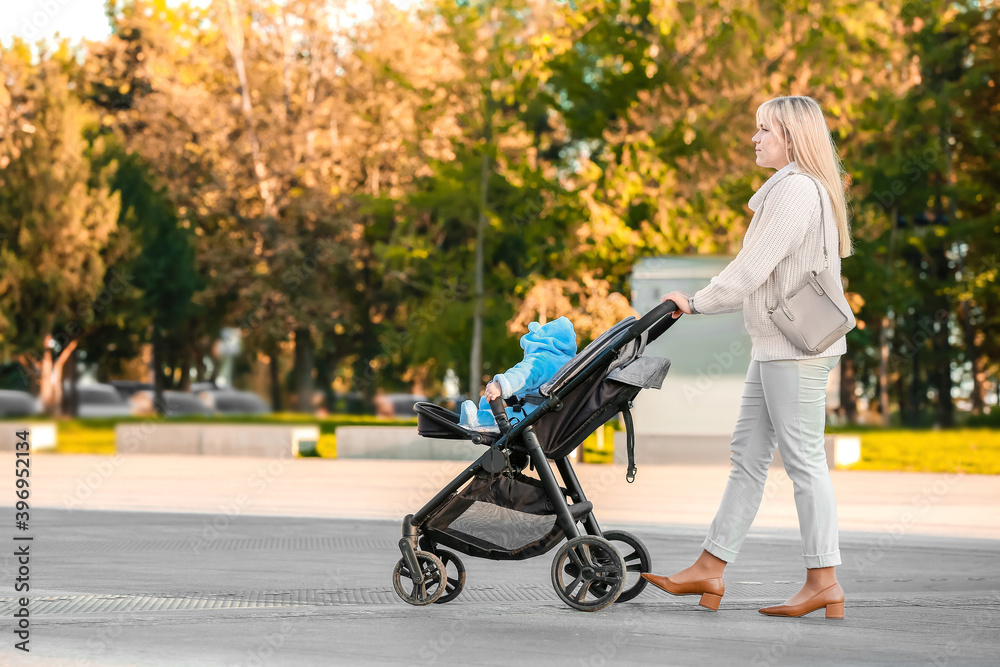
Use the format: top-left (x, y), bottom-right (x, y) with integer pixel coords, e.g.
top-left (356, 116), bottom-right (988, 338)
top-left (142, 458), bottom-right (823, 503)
top-left (1, 508), bottom-right (998, 666)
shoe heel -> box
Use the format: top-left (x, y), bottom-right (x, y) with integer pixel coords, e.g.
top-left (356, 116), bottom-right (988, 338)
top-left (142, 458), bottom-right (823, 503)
top-left (699, 593), bottom-right (722, 611)
top-left (825, 602), bottom-right (844, 619)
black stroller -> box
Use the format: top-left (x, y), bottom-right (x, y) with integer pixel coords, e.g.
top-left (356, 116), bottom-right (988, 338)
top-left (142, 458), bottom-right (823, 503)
top-left (392, 300), bottom-right (680, 611)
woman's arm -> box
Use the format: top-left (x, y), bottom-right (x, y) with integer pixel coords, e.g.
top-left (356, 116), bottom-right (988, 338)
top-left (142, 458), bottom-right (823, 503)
top-left (690, 175), bottom-right (820, 315)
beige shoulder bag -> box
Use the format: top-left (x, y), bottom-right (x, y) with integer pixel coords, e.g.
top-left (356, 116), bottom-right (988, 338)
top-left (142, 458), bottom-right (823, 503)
top-left (765, 175), bottom-right (856, 355)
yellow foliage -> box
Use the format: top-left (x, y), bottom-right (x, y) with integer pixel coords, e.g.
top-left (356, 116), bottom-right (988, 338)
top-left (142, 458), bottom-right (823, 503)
top-left (839, 429), bottom-right (1000, 475)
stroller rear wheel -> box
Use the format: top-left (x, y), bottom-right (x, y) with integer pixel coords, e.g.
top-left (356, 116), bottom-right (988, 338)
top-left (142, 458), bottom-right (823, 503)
top-left (596, 530), bottom-right (652, 603)
top-left (551, 536), bottom-right (626, 612)
top-left (392, 551), bottom-right (446, 606)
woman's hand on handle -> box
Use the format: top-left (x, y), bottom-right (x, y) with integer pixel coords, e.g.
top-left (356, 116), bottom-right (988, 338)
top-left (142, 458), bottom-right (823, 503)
top-left (661, 291), bottom-right (693, 319)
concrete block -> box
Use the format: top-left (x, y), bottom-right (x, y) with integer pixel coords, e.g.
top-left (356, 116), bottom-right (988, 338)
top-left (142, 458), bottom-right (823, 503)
top-left (0, 422), bottom-right (57, 452)
top-left (335, 426), bottom-right (482, 461)
top-left (115, 423), bottom-right (319, 457)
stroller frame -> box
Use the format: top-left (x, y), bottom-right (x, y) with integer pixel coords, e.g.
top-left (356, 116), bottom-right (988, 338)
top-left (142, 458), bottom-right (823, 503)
top-left (393, 300), bottom-right (681, 611)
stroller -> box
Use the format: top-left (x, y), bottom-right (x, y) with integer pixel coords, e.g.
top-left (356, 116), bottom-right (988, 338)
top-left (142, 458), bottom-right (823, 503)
top-left (392, 300), bottom-right (680, 612)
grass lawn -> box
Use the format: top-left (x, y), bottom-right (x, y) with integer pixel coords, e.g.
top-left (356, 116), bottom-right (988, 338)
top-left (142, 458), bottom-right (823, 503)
top-left (836, 428), bottom-right (1000, 475)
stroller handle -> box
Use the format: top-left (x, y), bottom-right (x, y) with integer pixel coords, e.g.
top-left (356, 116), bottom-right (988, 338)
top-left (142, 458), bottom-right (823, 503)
top-left (628, 299), bottom-right (679, 342)
top-left (488, 396), bottom-right (512, 435)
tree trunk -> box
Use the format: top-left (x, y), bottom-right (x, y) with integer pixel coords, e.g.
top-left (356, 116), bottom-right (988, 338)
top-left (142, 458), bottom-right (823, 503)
top-left (839, 357), bottom-right (858, 424)
top-left (178, 352), bottom-right (191, 391)
top-left (959, 303), bottom-right (985, 414)
top-left (469, 150), bottom-right (489, 397)
top-left (268, 339), bottom-right (282, 412)
top-left (895, 366), bottom-right (908, 426)
top-left (216, 0), bottom-right (277, 219)
top-left (907, 347), bottom-right (921, 427)
top-left (879, 315), bottom-right (891, 426)
top-left (933, 332), bottom-right (954, 428)
top-left (194, 353), bottom-right (207, 384)
top-left (469, 13), bottom-right (498, 398)
top-left (39, 343), bottom-right (54, 415)
top-left (294, 327), bottom-right (314, 413)
top-left (38, 334), bottom-right (77, 417)
top-left (315, 354), bottom-right (335, 414)
top-left (15, 353), bottom-right (41, 395)
top-left (61, 346), bottom-right (78, 417)
top-left (152, 327), bottom-right (165, 413)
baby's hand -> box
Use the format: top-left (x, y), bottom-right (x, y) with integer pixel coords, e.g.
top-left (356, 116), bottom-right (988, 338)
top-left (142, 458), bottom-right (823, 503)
top-left (483, 380), bottom-right (502, 402)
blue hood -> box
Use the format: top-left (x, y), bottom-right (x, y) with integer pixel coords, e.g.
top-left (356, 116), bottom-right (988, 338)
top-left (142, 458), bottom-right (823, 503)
top-left (521, 317), bottom-right (578, 359)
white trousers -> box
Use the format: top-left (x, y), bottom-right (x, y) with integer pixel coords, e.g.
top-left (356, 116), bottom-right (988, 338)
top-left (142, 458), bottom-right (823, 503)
top-left (702, 355), bottom-right (842, 568)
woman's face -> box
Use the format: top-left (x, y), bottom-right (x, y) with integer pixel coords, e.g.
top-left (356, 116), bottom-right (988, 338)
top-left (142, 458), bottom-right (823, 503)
top-left (752, 120), bottom-right (791, 170)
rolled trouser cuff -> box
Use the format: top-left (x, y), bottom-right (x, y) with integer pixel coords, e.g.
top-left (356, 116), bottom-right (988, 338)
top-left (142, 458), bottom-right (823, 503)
top-left (803, 549), bottom-right (842, 568)
top-left (702, 536), bottom-right (739, 564)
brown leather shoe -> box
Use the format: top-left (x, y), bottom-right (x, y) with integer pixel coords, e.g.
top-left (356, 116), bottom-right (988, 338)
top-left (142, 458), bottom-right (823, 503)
top-left (758, 582), bottom-right (845, 619)
top-left (640, 573), bottom-right (725, 610)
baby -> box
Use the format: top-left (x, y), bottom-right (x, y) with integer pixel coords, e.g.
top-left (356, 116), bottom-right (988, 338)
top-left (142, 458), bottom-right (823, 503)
top-left (459, 316), bottom-right (578, 432)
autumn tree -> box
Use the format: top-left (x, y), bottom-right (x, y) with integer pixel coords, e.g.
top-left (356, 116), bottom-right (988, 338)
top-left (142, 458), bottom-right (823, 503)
top-left (0, 41), bottom-right (122, 414)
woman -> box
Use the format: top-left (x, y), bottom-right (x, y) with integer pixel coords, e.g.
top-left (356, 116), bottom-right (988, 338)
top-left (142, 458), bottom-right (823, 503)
top-left (643, 96), bottom-right (853, 619)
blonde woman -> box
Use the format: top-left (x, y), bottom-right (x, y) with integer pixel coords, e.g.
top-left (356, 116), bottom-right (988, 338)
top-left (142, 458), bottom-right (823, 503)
top-left (644, 96), bottom-right (853, 619)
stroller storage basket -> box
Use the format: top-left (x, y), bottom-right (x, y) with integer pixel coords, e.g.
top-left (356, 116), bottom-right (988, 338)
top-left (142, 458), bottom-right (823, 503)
top-left (424, 473), bottom-right (592, 561)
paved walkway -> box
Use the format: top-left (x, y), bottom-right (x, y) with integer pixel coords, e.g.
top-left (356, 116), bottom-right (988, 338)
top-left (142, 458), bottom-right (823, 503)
top-left (28, 453), bottom-right (1000, 539)
top-left (0, 510), bottom-right (997, 666)
top-left (2, 454), bottom-right (996, 665)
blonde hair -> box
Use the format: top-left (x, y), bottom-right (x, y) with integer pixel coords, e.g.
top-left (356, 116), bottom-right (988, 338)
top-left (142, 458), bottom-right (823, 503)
top-left (756, 96), bottom-right (853, 258)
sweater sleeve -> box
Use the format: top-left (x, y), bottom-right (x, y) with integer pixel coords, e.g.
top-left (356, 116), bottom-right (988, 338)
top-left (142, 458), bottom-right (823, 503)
top-left (691, 175), bottom-right (821, 315)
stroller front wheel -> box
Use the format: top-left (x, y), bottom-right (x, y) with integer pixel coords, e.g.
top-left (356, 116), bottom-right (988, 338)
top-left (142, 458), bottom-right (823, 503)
top-left (392, 551), bottom-right (446, 606)
top-left (432, 549), bottom-right (467, 604)
top-left (551, 536), bottom-right (626, 612)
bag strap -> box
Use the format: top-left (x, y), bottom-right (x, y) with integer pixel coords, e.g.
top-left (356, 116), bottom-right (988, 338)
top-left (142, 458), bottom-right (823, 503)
top-left (765, 173), bottom-right (830, 314)
top-left (622, 404), bottom-right (637, 483)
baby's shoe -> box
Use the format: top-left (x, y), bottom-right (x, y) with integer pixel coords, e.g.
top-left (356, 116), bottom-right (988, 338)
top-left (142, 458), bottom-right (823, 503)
top-left (459, 399), bottom-right (480, 430)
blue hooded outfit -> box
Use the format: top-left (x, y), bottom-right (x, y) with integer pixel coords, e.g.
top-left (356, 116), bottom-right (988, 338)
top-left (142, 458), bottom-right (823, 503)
top-left (459, 317), bottom-right (578, 432)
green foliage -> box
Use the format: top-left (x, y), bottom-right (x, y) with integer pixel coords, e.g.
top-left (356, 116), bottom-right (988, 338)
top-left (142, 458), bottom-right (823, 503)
top-left (1, 0), bottom-right (997, 428)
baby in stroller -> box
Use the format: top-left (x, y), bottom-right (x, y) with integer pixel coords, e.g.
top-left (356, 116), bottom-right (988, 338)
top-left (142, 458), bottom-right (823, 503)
top-left (458, 316), bottom-right (577, 432)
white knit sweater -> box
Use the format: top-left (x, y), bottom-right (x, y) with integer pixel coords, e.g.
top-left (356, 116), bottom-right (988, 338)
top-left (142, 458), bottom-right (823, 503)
top-left (689, 161), bottom-right (848, 362)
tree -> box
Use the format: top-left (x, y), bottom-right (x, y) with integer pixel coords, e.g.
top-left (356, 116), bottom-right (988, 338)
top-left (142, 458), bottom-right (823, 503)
top-left (0, 40), bottom-right (122, 414)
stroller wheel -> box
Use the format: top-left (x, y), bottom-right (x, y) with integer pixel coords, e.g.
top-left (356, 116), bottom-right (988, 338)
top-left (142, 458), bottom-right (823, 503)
top-left (598, 530), bottom-right (652, 603)
top-left (433, 549), bottom-right (467, 604)
top-left (392, 551), bottom-right (446, 606)
top-left (418, 537), bottom-right (466, 604)
top-left (551, 536), bottom-right (626, 612)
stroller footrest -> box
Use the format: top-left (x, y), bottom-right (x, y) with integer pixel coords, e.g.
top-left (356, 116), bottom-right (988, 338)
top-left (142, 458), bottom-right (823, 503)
top-left (415, 402), bottom-right (498, 445)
